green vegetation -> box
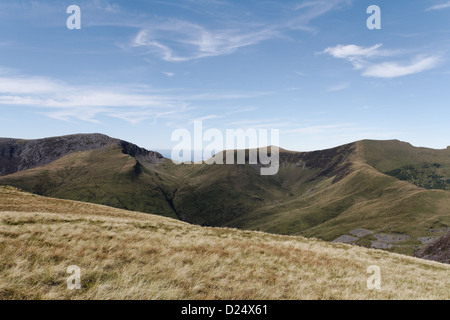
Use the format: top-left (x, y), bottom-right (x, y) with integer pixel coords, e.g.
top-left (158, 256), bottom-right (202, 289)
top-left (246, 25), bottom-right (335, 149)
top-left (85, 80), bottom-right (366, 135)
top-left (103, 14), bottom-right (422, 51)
top-left (360, 139), bottom-right (450, 190)
top-left (385, 164), bottom-right (450, 190)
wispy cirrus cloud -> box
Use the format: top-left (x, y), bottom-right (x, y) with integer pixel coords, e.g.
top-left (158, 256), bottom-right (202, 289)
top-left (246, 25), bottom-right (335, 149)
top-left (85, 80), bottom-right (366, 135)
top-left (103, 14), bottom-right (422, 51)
top-left (129, 0), bottom-right (351, 62)
top-left (0, 68), bottom-right (273, 124)
top-left (0, 69), bottom-right (187, 123)
top-left (362, 56), bottom-right (441, 78)
top-left (131, 20), bottom-right (278, 62)
top-left (323, 43), bottom-right (384, 59)
top-left (321, 44), bottom-right (392, 69)
top-left (426, 1), bottom-right (450, 11)
top-left (0, 76), bottom-right (181, 109)
top-left (328, 83), bottom-right (350, 92)
top-left (0, 0), bottom-right (351, 63)
top-left (322, 43), bottom-right (440, 78)
top-left (291, 0), bottom-right (352, 30)
top-left (92, 0), bottom-right (121, 13)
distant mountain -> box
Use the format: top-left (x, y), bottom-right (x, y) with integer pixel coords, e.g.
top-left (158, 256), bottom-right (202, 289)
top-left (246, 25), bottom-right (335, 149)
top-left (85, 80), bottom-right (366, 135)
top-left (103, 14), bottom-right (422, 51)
top-left (0, 134), bottom-right (449, 258)
top-left (0, 133), bottom-right (163, 176)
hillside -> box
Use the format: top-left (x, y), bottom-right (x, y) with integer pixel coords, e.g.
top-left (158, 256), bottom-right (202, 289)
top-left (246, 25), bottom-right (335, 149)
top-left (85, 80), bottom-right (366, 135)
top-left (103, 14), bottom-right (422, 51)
top-left (0, 134), bottom-right (449, 257)
top-left (0, 186), bottom-right (448, 300)
top-left (222, 142), bottom-right (450, 256)
top-left (360, 140), bottom-right (450, 190)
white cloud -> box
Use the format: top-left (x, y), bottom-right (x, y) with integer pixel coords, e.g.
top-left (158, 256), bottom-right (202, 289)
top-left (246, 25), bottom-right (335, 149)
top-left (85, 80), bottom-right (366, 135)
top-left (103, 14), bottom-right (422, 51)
top-left (127, 1), bottom-right (350, 62)
top-left (0, 76), bottom-right (65, 94)
top-left (0, 73), bottom-right (190, 123)
top-left (131, 20), bottom-right (277, 62)
top-left (322, 43), bottom-right (440, 78)
top-left (0, 70), bottom-right (274, 123)
top-left (426, 1), bottom-right (450, 11)
top-left (1, 0), bottom-right (351, 63)
top-left (322, 44), bottom-right (390, 69)
top-left (93, 0), bottom-right (121, 13)
top-left (294, 71), bottom-right (307, 76)
top-left (322, 44), bottom-right (383, 59)
top-left (362, 56), bottom-right (441, 78)
top-left (328, 83), bottom-right (350, 92)
top-left (291, 0), bottom-right (352, 30)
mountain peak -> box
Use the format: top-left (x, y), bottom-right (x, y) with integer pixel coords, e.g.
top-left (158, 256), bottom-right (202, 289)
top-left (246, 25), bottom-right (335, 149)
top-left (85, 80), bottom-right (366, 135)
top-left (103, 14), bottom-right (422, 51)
top-left (0, 133), bottom-right (163, 176)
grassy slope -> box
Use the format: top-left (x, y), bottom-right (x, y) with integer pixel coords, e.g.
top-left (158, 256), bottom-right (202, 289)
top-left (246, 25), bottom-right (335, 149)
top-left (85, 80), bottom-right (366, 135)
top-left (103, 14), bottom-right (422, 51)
top-left (0, 186), bottom-right (448, 300)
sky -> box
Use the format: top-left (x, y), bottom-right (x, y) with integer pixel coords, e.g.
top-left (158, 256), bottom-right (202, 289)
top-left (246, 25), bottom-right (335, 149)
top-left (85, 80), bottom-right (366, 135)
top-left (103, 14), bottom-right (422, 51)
top-left (0, 0), bottom-right (450, 154)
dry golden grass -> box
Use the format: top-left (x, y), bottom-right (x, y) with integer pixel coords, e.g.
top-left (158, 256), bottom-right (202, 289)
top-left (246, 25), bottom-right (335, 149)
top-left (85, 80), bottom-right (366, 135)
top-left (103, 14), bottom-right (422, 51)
top-left (0, 186), bottom-right (448, 300)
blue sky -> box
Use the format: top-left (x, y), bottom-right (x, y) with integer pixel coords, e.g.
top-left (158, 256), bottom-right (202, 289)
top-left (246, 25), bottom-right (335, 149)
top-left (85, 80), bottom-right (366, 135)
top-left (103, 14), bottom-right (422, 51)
top-left (0, 0), bottom-right (450, 153)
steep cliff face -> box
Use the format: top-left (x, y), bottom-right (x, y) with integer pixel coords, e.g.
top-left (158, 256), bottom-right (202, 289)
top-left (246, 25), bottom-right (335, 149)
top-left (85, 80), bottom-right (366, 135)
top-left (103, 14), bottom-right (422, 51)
top-left (119, 140), bottom-right (164, 167)
top-left (0, 133), bottom-right (164, 176)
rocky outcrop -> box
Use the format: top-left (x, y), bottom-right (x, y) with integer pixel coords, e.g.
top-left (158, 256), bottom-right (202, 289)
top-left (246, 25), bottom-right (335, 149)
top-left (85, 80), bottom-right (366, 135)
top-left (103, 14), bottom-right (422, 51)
top-left (415, 231), bottom-right (450, 264)
top-left (119, 140), bottom-right (164, 167)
